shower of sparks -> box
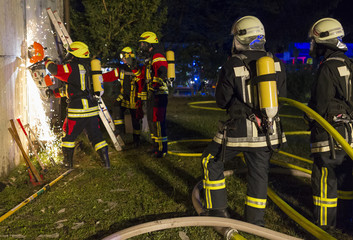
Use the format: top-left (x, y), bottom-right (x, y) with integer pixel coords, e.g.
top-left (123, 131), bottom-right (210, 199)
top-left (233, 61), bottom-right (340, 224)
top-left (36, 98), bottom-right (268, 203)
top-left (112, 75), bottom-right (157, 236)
top-left (25, 6), bottom-right (62, 163)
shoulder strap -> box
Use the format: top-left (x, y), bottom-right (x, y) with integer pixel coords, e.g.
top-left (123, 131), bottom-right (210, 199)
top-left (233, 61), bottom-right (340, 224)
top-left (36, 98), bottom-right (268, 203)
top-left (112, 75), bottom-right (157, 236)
top-left (325, 56), bottom-right (353, 111)
top-left (232, 53), bottom-right (251, 72)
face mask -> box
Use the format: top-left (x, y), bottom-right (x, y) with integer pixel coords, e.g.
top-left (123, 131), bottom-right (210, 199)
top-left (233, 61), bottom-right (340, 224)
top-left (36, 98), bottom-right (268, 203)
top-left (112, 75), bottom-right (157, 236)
top-left (138, 42), bottom-right (150, 59)
top-left (249, 35), bottom-right (266, 50)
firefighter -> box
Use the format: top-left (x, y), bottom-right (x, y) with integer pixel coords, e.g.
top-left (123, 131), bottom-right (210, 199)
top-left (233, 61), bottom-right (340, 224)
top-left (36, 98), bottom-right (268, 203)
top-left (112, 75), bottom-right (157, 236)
top-left (129, 31), bottom-right (168, 158)
top-left (307, 18), bottom-right (353, 231)
top-left (103, 47), bottom-right (144, 148)
top-left (200, 16), bottom-right (287, 226)
top-left (45, 41), bottom-right (110, 169)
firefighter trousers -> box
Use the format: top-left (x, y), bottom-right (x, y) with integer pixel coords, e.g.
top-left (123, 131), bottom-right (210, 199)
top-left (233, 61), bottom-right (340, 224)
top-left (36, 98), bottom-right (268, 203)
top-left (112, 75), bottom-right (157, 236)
top-left (147, 93), bottom-right (168, 154)
top-left (311, 151), bottom-right (353, 228)
top-left (202, 140), bottom-right (272, 226)
top-left (113, 103), bottom-right (141, 143)
top-left (61, 116), bottom-right (108, 153)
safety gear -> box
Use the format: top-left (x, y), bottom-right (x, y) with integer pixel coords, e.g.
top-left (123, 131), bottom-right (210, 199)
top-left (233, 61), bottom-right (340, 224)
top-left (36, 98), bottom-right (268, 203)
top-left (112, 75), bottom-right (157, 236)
top-left (231, 16), bottom-right (266, 52)
top-left (120, 47), bottom-right (136, 60)
top-left (309, 18), bottom-right (347, 56)
top-left (62, 148), bottom-right (74, 169)
top-left (166, 50), bottom-right (175, 84)
top-left (91, 59), bottom-right (104, 96)
top-left (200, 208), bottom-right (230, 218)
top-left (120, 47), bottom-right (137, 69)
top-left (139, 31), bottom-right (159, 44)
top-left (256, 56), bottom-right (278, 134)
top-left (97, 146), bottom-right (110, 169)
top-left (133, 133), bottom-right (141, 148)
top-left (138, 32), bottom-right (158, 59)
top-left (133, 39), bottom-right (169, 156)
top-left (68, 41), bottom-right (90, 59)
top-left (28, 42), bottom-right (45, 64)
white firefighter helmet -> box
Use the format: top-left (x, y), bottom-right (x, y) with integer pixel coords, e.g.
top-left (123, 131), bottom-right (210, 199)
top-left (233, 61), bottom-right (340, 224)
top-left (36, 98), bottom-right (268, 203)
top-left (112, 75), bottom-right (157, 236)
top-left (309, 18), bottom-right (347, 53)
top-left (231, 16), bottom-right (266, 52)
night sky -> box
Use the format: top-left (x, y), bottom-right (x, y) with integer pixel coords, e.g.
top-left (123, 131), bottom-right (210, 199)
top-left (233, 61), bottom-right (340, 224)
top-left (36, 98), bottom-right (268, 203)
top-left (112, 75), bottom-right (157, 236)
top-left (162, 0), bottom-right (353, 53)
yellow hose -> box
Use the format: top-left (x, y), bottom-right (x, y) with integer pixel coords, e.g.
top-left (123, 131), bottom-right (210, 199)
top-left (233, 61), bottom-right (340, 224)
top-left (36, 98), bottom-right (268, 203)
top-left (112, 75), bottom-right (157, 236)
top-left (270, 159), bottom-right (311, 175)
top-left (181, 99), bottom-right (348, 239)
top-left (187, 101), bottom-right (225, 111)
top-left (279, 97), bottom-right (353, 160)
top-left (278, 151), bottom-right (313, 164)
top-left (284, 131), bottom-right (310, 135)
top-left (0, 169), bottom-right (73, 223)
top-left (267, 188), bottom-right (336, 240)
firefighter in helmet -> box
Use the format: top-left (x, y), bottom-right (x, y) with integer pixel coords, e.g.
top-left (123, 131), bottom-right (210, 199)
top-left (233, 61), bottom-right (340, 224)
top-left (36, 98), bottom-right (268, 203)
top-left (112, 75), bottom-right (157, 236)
top-left (128, 31), bottom-right (168, 158)
top-left (307, 18), bottom-right (353, 231)
top-left (103, 47), bottom-right (144, 147)
top-left (200, 16), bottom-right (287, 226)
top-left (45, 41), bottom-right (110, 169)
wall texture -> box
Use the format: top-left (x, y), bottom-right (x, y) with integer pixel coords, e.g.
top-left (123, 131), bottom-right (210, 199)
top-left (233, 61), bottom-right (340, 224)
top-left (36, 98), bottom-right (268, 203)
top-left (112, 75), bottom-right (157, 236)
top-left (0, 0), bottom-right (63, 178)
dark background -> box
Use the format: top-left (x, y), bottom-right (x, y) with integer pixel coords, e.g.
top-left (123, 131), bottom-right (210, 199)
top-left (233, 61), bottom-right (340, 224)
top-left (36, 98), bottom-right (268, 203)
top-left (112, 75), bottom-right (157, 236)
top-left (70, 0), bottom-right (353, 100)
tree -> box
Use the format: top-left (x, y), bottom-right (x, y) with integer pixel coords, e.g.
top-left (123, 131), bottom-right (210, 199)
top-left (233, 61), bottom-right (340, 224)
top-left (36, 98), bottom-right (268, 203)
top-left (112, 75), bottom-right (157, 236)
top-left (70, 0), bottom-right (167, 66)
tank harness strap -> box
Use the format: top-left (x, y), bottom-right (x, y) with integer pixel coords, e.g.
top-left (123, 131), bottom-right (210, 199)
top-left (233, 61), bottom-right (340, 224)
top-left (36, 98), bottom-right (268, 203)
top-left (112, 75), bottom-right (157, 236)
top-left (232, 52), bottom-right (282, 152)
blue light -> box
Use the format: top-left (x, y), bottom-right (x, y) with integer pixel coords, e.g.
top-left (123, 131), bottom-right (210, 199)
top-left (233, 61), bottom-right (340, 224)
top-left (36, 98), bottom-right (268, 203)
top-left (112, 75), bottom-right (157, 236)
top-left (294, 42), bottom-right (310, 49)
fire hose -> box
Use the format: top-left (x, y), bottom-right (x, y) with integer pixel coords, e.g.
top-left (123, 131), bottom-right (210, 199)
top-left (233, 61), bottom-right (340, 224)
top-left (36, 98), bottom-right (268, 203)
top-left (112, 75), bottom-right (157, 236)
top-left (0, 169), bottom-right (73, 223)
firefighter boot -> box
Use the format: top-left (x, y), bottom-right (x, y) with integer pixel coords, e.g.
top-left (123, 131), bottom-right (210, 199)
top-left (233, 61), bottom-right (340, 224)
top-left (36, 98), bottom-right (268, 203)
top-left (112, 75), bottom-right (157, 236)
top-left (114, 123), bottom-right (125, 137)
top-left (133, 134), bottom-right (140, 148)
top-left (97, 146), bottom-right (110, 169)
top-left (62, 148), bottom-right (74, 169)
top-left (201, 208), bottom-right (230, 218)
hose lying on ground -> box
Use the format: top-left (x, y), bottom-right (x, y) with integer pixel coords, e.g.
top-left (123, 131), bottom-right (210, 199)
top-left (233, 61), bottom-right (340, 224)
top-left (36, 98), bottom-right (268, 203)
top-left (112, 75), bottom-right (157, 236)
top-left (0, 169), bottom-right (73, 223)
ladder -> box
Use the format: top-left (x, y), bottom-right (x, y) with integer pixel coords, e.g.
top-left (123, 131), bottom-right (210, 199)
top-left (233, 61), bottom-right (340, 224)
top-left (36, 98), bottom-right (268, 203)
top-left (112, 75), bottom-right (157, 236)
top-left (46, 8), bottom-right (124, 151)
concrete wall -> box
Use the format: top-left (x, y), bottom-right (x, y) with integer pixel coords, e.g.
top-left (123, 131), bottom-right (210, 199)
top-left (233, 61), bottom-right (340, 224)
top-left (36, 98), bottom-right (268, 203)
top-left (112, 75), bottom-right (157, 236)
top-left (0, 0), bottom-right (63, 178)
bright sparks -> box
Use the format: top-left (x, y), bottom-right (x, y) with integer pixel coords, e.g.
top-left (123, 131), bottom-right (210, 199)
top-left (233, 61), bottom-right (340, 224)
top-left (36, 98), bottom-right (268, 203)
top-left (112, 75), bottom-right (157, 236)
top-left (25, 7), bottom-right (62, 163)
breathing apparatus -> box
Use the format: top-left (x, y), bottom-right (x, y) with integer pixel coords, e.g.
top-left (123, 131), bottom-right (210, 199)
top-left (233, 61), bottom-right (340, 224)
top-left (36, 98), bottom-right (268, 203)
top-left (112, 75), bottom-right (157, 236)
top-left (255, 56), bottom-right (278, 135)
top-left (225, 16), bottom-right (282, 153)
top-left (90, 58), bottom-right (104, 98)
top-left (166, 50), bottom-right (176, 85)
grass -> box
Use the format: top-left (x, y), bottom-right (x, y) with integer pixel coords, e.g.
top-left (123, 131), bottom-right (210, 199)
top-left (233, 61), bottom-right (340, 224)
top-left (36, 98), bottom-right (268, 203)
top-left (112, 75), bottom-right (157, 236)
top-left (0, 95), bottom-right (352, 240)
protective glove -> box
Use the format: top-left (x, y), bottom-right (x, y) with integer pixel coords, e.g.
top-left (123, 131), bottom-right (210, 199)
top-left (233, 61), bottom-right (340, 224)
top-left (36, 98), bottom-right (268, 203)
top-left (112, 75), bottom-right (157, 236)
top-left (43, 56), bottom-right (52, 63)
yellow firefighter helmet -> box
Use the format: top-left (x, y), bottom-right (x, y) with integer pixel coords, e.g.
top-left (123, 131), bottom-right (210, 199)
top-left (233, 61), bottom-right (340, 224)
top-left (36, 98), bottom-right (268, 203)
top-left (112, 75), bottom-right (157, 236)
top-left (68, 41), bottom-right (90, 58)
top-left (139, 32), bottom-right (159, 44)
top-left (120, 47), bottom-right (136, 60)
